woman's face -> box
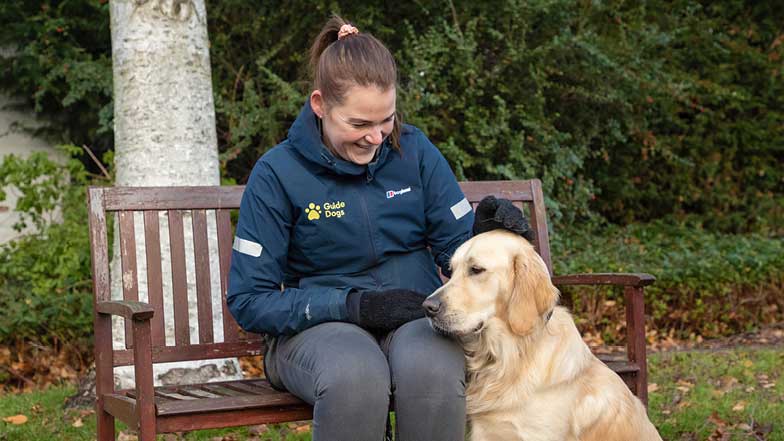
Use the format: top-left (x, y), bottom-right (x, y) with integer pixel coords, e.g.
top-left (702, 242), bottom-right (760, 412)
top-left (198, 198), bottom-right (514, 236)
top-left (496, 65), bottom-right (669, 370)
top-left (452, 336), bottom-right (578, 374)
top-left (311, 84), bottom-right (396, 165)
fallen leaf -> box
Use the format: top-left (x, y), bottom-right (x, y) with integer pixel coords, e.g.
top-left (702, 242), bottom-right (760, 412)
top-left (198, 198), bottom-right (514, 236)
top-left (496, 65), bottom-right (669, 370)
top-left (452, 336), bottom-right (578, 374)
top-left (249, 424), bottom-right (269, 435)
top-left (708, 412), bottom-right (727, 427)
top-left (118, 432), bottom-right (138, 441)
top-left (676, 379), bottom-right (694, 387)
top-left (295, 424), bottom-right (311, 433)
top-left (72, 418), bottom-right (84, 428)
top-left (647, 383), bottom-right (659, 393)
top-left (742, 359), bottom-right (753, 367)
top-left (2, 414), bottom-right (28, 425)
top-left (732, 400), bottom-right (747, 411)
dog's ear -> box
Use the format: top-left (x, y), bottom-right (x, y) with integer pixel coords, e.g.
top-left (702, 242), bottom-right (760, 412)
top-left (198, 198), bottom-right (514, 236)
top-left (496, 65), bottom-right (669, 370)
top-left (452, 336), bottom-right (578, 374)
top-left (507, 247), bottom-right (559, 336)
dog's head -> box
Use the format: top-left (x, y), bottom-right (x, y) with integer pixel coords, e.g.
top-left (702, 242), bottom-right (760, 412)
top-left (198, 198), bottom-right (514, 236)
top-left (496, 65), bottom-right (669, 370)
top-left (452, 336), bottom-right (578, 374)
top-left (424, 229), bottom-right (559, 337)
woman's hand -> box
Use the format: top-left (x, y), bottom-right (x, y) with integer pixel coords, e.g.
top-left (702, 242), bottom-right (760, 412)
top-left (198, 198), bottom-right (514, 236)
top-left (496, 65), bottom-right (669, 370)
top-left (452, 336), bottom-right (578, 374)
top-left (346, 289), bottom-right (428, 332)
top-left (472, 195), bottom-right (535, 241)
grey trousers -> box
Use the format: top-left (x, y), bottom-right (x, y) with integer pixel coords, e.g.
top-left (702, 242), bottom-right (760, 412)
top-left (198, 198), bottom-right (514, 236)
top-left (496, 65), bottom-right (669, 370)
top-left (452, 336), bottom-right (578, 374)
top-left (265, 318), bottom-right (466, 441)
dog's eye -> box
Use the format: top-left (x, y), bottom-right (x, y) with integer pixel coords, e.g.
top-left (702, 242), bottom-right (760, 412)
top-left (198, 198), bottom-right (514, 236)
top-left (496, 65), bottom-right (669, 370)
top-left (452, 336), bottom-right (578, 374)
top-left (469, 265), bottom-right (486, 275)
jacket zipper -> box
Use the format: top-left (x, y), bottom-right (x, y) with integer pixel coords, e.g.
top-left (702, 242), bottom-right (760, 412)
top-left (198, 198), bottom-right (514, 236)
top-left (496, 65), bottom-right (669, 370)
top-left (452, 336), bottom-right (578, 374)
top-left (357, 183), bottom-right (381, 288)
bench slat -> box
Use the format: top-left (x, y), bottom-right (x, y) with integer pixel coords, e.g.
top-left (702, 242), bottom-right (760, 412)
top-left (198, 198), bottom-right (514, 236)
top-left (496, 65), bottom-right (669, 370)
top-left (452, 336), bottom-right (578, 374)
top-left (192, 209), bottom-right (214, 344)
top-left (168, 210), bottom-right (190, 346)
top-left (143, 211), bottom-right (166, 346)
top-left (112, 339), bottom-right (264, 366)
top-left (156, 391), bottom-right (306, 416)
top-left (175, 388), bottom-right (221, 399)
top-left (155, 406), bottom-right (313, 433)
top-left (155, 389), bottom-right (199, 401)
top-left (201, 384), bottom-right (245, 397)
top-left (118, 211), bottom-right (138, 349)
top-left (220, 381), bottom-right (269, 396)
top-left (102, 186), bottom-right (245, 211)
top-left (460, 180), bottom-right (535, 203)
top-left (216, 209), bottom-right (241, 343)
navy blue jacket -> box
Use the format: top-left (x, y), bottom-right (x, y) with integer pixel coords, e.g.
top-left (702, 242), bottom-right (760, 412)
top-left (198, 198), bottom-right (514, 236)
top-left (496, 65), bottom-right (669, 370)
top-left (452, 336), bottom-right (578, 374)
top-left (226, 102), bottom-right (473, 336)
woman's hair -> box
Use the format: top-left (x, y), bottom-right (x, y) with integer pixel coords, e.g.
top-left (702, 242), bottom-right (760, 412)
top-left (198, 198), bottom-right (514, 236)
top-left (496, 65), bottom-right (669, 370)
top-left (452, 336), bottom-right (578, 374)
top-left (309, 15), bottom-right (402, 149)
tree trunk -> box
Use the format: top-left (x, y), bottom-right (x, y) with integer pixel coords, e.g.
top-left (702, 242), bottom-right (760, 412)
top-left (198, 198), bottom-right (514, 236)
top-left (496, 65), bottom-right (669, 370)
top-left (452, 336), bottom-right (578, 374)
top-left (108, 0), bottom-right (241, 389)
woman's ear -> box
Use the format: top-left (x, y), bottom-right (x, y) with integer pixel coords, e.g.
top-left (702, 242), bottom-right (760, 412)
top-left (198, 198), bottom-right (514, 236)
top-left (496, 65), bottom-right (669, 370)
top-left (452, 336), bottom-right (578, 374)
top-left (310, 90), bottom-right (325, 118)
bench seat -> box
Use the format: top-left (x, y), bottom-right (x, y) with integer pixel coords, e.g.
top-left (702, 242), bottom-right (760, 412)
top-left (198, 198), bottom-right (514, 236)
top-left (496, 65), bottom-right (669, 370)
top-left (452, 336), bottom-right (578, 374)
top-left (108, 379), bottom-right (312, 432)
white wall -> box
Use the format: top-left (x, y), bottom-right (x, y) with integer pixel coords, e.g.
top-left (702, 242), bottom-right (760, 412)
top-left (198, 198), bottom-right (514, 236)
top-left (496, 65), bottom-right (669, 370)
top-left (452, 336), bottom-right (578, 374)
top-left (0, 95), bottom-right (63, 244)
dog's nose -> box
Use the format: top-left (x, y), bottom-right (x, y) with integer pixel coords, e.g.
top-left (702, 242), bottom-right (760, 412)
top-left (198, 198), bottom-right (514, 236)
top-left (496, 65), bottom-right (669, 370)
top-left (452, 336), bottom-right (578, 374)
top-left (422, 297), bottom-right (441, 317)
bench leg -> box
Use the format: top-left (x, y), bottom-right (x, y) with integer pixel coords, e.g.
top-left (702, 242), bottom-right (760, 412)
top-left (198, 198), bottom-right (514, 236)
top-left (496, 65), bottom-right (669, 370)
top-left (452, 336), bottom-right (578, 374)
top-left (624, 286), bottom-right (649, 407)
top-left (133, 319), bottom-right (157, 440)
top-left (96, 407), bottom-right (115, 440)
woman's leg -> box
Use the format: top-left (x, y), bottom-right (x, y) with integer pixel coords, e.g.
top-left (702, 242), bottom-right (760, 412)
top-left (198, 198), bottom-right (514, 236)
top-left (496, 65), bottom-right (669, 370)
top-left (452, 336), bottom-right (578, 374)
top-left (386, 318), bottom-right (467, 441)
top-left (266, 322), bottom-right (391, 441)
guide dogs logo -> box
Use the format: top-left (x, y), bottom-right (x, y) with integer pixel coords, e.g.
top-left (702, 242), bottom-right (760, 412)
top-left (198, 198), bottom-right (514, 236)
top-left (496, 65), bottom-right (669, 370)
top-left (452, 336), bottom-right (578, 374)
top-left (306, 201), bottom-right (346, 220)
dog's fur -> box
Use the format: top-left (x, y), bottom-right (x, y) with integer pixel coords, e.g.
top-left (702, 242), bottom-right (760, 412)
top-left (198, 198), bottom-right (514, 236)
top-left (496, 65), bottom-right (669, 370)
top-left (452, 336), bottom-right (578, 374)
top-left (426, 230), bottom-right (662, 441)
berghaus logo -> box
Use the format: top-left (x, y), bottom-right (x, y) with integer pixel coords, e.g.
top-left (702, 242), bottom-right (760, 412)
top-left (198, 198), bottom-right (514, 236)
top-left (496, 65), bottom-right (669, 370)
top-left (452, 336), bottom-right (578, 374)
top-left (386, 187), bottom-right (411, 199)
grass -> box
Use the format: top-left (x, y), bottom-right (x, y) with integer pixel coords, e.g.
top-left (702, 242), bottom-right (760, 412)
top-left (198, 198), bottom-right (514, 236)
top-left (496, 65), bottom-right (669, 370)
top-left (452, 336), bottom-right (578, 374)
top-left (1, 347), bottom-right (782, 440)
top-left (649, 347), bottom-right (784, 440)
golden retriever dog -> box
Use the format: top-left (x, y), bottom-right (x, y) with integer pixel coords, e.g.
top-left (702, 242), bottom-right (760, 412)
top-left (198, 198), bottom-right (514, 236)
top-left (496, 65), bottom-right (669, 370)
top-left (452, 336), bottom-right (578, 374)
top-left (423, 230), bottom-right (662, 441)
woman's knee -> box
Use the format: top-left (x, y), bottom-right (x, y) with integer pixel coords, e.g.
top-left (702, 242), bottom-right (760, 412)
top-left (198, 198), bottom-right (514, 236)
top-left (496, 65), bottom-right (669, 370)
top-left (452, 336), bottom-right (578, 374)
top-left (314, 346), bottom-right (391, 406)
top-left (389, 319), bottom-right (466, 397)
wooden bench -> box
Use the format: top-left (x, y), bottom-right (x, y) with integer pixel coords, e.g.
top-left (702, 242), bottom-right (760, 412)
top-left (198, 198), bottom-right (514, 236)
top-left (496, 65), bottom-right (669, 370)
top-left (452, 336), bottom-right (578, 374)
top-left (88, 179), bottom-right (654, 439)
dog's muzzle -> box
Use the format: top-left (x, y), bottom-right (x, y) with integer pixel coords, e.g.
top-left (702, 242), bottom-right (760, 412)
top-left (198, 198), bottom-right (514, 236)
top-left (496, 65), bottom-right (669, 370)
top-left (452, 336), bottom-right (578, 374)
top-left (422, 297), bottom-right (442, 318)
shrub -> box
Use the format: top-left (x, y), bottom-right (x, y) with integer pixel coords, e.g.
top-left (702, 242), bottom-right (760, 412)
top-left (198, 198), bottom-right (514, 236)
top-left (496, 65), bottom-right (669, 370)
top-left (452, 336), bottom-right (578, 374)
top-left (0, 146), bottom-right (98, 348)
top-left (553, 219), bottom-right (784, 342)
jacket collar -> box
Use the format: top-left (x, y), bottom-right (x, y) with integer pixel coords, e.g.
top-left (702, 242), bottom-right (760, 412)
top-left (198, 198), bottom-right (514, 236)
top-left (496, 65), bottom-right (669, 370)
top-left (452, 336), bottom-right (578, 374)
top-left (288, 101), bottom-right (391, 178)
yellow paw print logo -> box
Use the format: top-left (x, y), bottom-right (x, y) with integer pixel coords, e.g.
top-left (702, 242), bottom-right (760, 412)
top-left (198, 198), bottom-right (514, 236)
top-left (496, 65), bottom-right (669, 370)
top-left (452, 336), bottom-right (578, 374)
top-left (305, 203), bottom-right (321, 221)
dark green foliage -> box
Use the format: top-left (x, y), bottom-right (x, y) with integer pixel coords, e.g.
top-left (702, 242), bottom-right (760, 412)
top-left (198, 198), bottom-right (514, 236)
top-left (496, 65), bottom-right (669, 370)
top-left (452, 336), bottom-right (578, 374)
top-left (1, 0), bottom-right (781, 231)
top-left (553, 219), bottom-right (784, 341)
top-left (0, 1), bottom-right (113, 158)
top-left (0, 147), bottom-right (97, 346)
top-left (585, 1), bottom-right (784, 234)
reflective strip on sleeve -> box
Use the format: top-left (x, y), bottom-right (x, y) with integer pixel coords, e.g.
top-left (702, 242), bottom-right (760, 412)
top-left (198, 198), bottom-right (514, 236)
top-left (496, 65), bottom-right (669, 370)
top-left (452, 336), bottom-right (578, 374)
top-left (233, 236), bottom-right (263, 257)
top-left (450, 197), bottom-right (472, 220)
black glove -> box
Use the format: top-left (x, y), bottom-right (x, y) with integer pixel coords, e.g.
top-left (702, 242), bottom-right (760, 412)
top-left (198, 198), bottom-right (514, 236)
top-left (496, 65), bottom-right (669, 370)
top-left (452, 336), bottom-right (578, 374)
top-left (346, 289), bottom-right (428, 332)
top-left (472, 195), bottom-right (535, 241)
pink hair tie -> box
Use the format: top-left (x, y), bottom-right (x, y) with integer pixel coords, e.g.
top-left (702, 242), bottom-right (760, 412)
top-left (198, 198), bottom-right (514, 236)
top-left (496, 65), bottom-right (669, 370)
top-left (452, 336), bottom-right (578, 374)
top-left (338, 24), bottom-right (359, 40)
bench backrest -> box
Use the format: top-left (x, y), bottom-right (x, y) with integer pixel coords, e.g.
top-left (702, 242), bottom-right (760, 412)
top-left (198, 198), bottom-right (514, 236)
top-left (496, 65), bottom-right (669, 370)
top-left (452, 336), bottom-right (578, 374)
top-left (88, 179), bottom-right (550, 367)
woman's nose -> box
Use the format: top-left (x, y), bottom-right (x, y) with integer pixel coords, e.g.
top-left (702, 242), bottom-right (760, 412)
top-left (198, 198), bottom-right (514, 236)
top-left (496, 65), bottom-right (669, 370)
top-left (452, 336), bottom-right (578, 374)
top-left (365, 126), bottom-right (383, 145)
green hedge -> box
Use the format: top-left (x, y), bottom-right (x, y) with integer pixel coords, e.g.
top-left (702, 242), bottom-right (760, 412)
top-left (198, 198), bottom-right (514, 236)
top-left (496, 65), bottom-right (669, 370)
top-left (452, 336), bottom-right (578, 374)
top-left (553, 220), bottom-right (784, 341)
top-left (0, 148), bottom-right (95, 348)
top-left (1, 1), bottom-right (782, 232)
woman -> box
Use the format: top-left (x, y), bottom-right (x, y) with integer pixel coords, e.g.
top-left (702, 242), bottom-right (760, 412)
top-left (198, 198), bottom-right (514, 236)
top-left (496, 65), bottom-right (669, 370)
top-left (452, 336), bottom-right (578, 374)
top-left (227, 16), bottom-right (528, 441)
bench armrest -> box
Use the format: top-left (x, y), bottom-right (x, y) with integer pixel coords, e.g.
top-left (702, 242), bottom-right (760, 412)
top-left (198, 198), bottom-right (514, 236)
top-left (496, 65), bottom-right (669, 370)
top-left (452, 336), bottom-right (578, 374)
top-left (551, 272), bottom-right (655, 287)
top-left (96, 300), bottom-right (155, 321)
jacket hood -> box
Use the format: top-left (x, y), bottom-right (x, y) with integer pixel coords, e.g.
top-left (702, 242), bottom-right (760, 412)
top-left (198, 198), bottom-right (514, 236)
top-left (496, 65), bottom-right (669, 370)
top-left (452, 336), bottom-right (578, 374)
top-left (287, 101), bottom-right (391, 178)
